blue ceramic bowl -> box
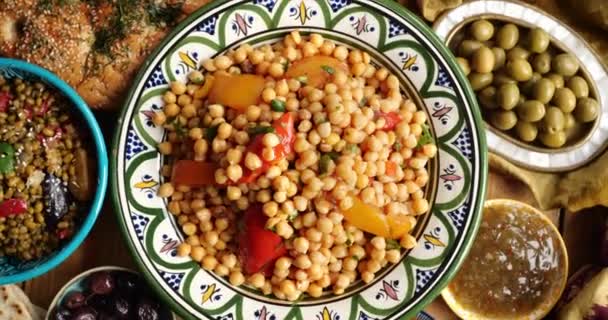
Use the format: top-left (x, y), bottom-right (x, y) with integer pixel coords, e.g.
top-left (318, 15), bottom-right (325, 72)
top-left (0, 58), bottom-right (108, 284)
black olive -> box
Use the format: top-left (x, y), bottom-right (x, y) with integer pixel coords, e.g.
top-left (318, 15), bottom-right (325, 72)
top-left (136, 301), bottom-right (159, 320)
top-left (89, 272), bottom-right (115, 295)
top-left (43, 173), bottom-right (70, 226)
top-left (64, 291), bottom-right (86, 309)
top-left (87, 294), bottom-right (111, 311)
top-left (115, 272), bottom-right (139, 295)
top-left (111, 296), bottom-right (131, 318)
top-left (72, 307), bottom-right (97, 320)
top-left (52, 307), bottom-right (72, 320)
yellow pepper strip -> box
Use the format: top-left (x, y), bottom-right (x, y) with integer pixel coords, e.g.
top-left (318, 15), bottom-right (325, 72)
top-left (343, 197), bottom-right (416, 239)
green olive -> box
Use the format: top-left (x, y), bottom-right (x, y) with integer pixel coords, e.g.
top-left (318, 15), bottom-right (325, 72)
top-left (507, 47), bottom-right (531, 61)
top-left (552, 87), bottom-right (577, 113)
top-left (521, 72), bottom-right (542, 96)
top-left (496, 23), bottom-right (520, 50)
top-left (574, 97), bottom-right (599, 123)
top-left (533, 78), bottom-right (556, 104)
top-left (496, 83), bottom-right (520, 110)
top-left (493, 72), bottom-right (516, 86)
top-left (527, 28), bottom-right (551, 53)
top-left (552, 53), bottom-right (580, 76)
top-left (472, 46), bottom-right (495, 73)
top-left (546, 73), bottom-right (565, 89)
top-left (543, 106), bottom-right (565, 134)
top-left (456, 57), bottom-right (471, 76)
top-left (515, 121), bottom-right (538, 142)
top-left (459, 40), bottom-right (483, 58)
top-left (564, 112), bottom-right (576, 129)
top-left (566, 76), bottom-right (589, 98)
top-left (517, 100), bottom-right (546, 122)
top-left (468, 72), bottom-right (494, 91)
top-left (478, 86), bottom-right (498, 109)
top-left (507, 58), bottom-right (533, 81)
top-left (470, 20), bottom-right (495, 41)
top-left (539, 131), bottom-right (567, 148)
top-left (490, 110), bottom-right (518, 130)
top-left (491, 47), bottom-right (506, 71)
top-left (532, 53), bottom-right (552, 74)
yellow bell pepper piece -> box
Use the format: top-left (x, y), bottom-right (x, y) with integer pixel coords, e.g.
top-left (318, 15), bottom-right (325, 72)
top-left (343, 197), bottom-right (417, 239)
top-left (194, 75), bottom-right (215, 99)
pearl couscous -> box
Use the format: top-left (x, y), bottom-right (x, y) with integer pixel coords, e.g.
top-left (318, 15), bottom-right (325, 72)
top-left (153, 31), bottom-right (436, 301)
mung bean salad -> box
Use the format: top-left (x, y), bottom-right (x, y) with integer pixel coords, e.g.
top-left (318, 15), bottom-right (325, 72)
top-left (153, 31), bottom-right (437, 300)
top-left (0, 76), bottom-right (95, 261)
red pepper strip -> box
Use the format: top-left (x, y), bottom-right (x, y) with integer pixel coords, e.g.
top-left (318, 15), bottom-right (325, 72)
top-left (238, 113), bottom-right (296, 184)
top-left (0, 199), bottom-right (27, 217)
top-left (377, 111), bottom-right (403, 131)
top-left (0, 92), bottom-right (12, 112)
top-left (171, 160), bottom-right (218, 187)
top-left (238, 205), bottom-right (286, 275)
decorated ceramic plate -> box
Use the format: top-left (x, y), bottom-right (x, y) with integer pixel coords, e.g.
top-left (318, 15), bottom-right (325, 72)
top-left (111, 1), bottom-right (487, 319)
top-left (433, 0), bottom-right (608, 172)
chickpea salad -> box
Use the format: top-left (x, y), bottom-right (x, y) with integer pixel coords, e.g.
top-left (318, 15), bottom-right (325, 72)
top-left (152, 32), bottom-right (436, 301)
top-left (0, 77), bottom-right (96, 261)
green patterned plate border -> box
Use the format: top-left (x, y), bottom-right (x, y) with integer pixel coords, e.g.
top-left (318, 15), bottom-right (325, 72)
top-left (110, 1), bottom-right (488, 319)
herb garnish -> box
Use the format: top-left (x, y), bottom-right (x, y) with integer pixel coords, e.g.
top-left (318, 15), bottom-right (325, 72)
top-left (386, 239), bottom-right (401, 250)
top-left (270, 99), bottom-right (286, 112)
top-left (146, 2), bottom-right (183, 27)
top-left (321, 65), bottom-right (335, 74)
top-left (248, 125), bottom-right (275, 136)
top-left (295, 75), bottom-right (308, 84)
top-left (417, 124), bottom-right (433, 147)
top-left (204, 125), bottom-right (219, 141)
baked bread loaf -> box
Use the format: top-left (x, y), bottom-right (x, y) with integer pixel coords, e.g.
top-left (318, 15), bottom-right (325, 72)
top-left (0, 0), bottom-right (210, 110)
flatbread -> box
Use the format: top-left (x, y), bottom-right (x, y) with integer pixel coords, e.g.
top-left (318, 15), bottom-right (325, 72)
top-left (0, 285), bottom-right (37, 320)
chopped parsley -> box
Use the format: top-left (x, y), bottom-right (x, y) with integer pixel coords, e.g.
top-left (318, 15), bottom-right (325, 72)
top-left (346, 144), bottom-right (359, 154)
top-left (417, 124), bottom-right (433, 147)
top-left (173, 119), bottom-right (186, 137)
top-left (321, 65), bottom-right (335, 75)
top-left (386, 239), bottom-right (401, 250)
top-left (319, 151), bottom-right (340, 174)
top-left (248, 125), bottom-right (275, 136)
top-left (204, 125), bottom-right (219, 141)
top-left (394, 142), bottom-right (402, 151)
top-left (270, 99), bottom-right (286, 112)
top-left (146, 2), bottom-right (183, 27)
top-left (288, 211), bottom-right (298, 222)
top-left (295, 75), bottom-right (308, 84)
top-left (359, 97), bottom-right (367, 107)
top-left (351, 255), bottom-right (361, 261)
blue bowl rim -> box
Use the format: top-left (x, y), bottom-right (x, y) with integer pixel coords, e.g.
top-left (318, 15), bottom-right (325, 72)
top-left (0, 58), bottom-right (109, 284)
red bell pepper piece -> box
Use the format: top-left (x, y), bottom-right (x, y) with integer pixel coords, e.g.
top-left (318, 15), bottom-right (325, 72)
top-left (171, 160), bottom-right (218, 187)
top-left (238, 205), bottom-right (286, 275)
top-left (377, 111), bottom-right (403, 131)
top-left (0, 199), bottom-right (27, 217)
top-left (239, 113), bottom-right (296, 183)
top-left (0, 92), bottom-right (12, 112)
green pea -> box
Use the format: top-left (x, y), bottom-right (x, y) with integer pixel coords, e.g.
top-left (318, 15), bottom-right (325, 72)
top-left (468, 72), bottom-right (494, 91)
top-left (496, 83), bottom-right (520, 110)
top-left (470, 20), bottom-right (495, 41)
top-left (546, 73), bottom-right (565, 89)
top-left (517, 100), bottom-right (546, 122)
top-left (521, 72), bottom-right (542, 96)
top-left (543, 106), bottom-right (565, 134)
top-left (532, 53), bottom-right (552, 74)
top-left (459, 40), bottom-right (483, 58)
top-left (564, 112), bottom-right (576, 129)
top-left (528, 28), bottom-right (551, 53)
top-left (552, 53), bottom-right (580, 76)
top-left (533, 78), bottom-right (556, 104)
top-left (552, 87), bottom-right (576, 113)
top-left (539, 131), bottom-right (566, 148)
top-left (507, 58), bottom-right (533, 82)
top-left (493, 72), bottom-right (516, 86)
top-left (566, 76), bottom-right (589, 98)
top-left (478, 86), bottom-right (498, 110)
top-left (507, 47), bottom-right (531, 61)
top-left (574, 97), bottom-right (599, 123)
top-left (472, 46), bottom-right (495, 73)
top-left (490, 110), bottom-right (518, 131)
top-left (491, 47), bottom-right (506, 71)
top-left (515, 121), bottom-right (538, 142)
top-left (496, 23), bottom-right (520, 50)
top-left (456, 57), bottom-right (471, 76)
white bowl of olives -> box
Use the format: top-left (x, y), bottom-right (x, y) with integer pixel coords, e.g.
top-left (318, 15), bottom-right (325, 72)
top-left (433, 0), bottom-right (608, 172)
